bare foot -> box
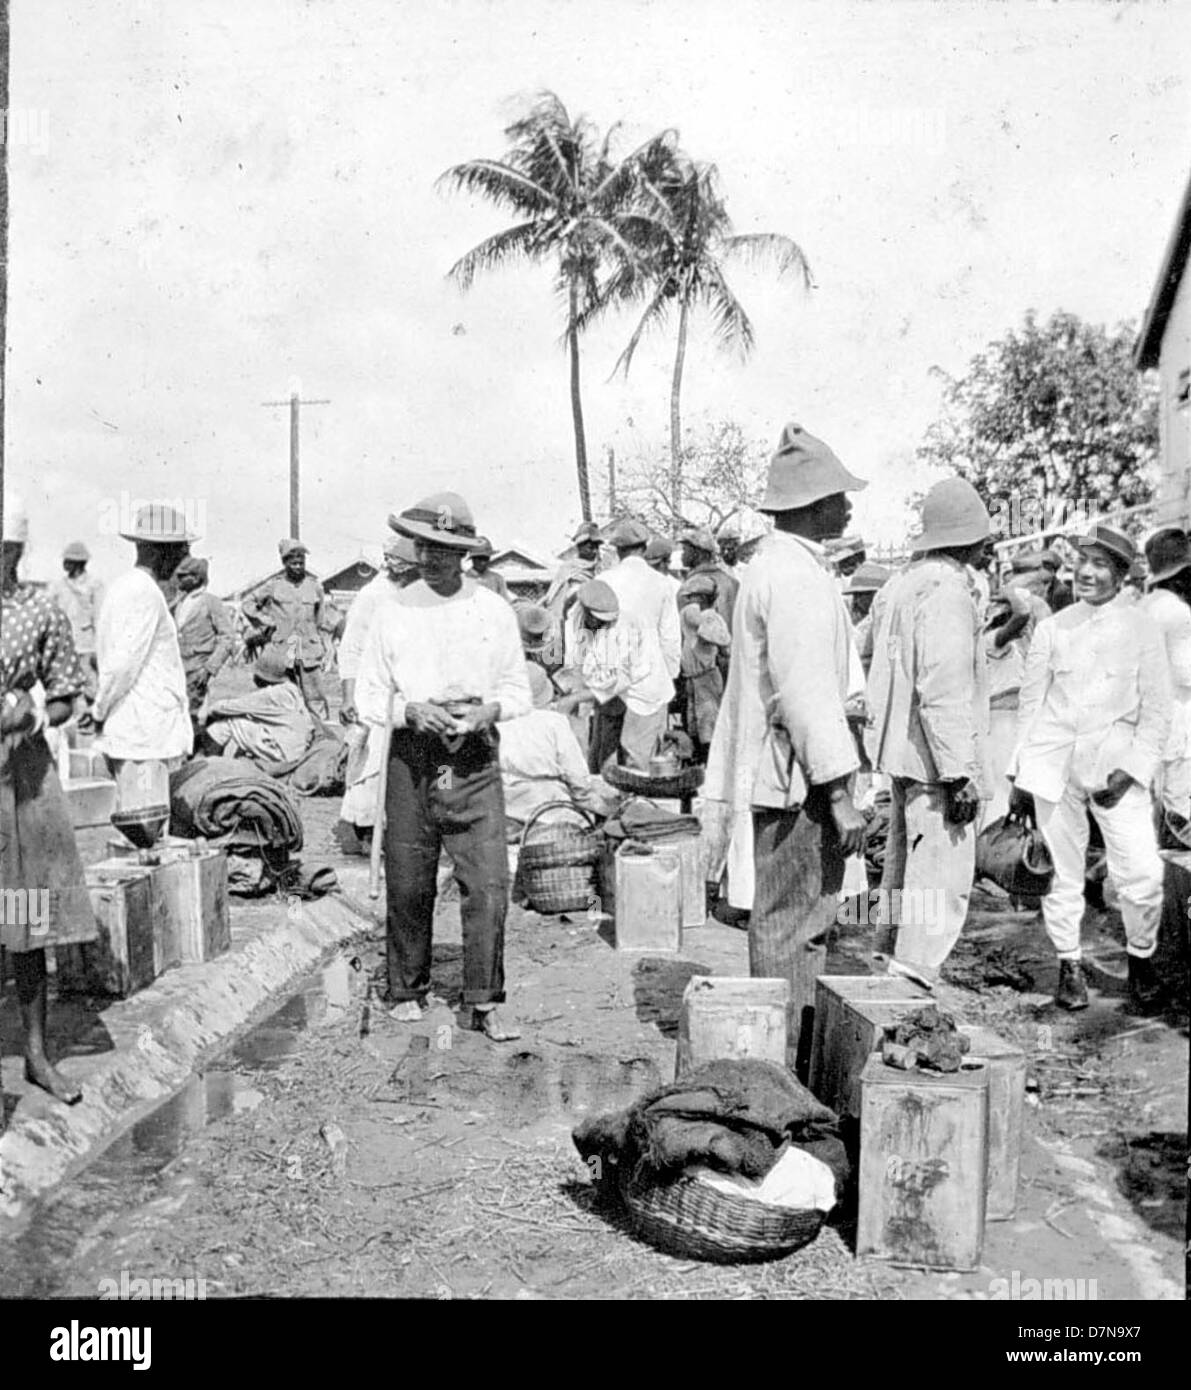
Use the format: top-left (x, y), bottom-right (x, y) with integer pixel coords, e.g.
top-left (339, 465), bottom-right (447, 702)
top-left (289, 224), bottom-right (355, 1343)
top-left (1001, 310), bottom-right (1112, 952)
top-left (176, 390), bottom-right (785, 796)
top-left (387, 1000), bottom-right (423, 1024)
top-left (24, 1056), bottom-right (82, 1105)
top-left (471, 1006), bottom-right (521, 1042)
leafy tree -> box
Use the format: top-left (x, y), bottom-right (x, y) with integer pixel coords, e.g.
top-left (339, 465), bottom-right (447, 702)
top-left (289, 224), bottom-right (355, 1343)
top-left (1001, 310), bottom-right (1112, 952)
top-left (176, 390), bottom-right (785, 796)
top-left (439, 93), bottom-right (675, 522)
top-left (591, 156), bottom-right (810, 514)
top-left (609, 416), bottom-right (771, 535)
top-left (918, 310), bottom-right (1158, 539)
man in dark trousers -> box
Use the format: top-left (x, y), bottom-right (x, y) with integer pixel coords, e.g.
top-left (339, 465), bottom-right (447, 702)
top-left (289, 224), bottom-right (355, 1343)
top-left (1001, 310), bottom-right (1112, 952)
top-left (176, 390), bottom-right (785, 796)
top-left (355, 492), bottom-right (532, 1043)
top-left (242, 539), bottom-right (330, 718)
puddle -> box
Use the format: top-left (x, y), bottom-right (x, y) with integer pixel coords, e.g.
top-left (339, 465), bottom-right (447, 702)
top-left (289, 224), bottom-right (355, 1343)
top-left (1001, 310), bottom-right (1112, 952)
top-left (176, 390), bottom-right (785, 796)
top-left (0, 954), bottom-right (361, 1296)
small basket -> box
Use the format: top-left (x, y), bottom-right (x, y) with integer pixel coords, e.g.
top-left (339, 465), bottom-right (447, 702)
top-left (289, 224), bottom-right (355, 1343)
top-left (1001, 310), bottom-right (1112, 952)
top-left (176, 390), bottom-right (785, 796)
top-left (517, 802), bottom-right (603, 915)
top-left (619, 1166), bottom-right (825, 1264)
top-left (602, 755), bottom-right (705, 801)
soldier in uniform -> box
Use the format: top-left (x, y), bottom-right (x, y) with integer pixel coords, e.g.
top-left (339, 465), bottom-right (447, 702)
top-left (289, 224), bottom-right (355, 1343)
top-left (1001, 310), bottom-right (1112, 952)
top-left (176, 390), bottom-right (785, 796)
top-left (242, 539), bottom-right (330, 719)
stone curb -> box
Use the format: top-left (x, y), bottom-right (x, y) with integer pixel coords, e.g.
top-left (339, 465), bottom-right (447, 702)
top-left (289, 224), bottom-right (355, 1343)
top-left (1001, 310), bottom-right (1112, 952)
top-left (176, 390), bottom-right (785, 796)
top-left (0, 893), bottom-right (377, 1221)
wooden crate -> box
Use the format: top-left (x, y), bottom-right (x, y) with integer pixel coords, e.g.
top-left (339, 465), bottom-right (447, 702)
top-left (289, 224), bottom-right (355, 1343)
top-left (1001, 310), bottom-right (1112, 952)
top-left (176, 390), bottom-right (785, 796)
top-left (56, 863), bottom-right (163, 998)
top-left (613, 845), bottom-right (682, 953)
top-left (675, 976), bottom-right (789, 1077)
top-left (857, 1055), bottom-right (989, 1271)
top-left (808, 975), bottom-right (932, 1118)
top-left (959, 1024), bottom-right (1025, 1221)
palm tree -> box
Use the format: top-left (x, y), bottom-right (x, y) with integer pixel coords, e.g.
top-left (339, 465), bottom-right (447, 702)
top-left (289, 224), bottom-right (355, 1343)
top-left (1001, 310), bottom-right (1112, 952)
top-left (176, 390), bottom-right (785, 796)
top-left (599, 157), bottom-right (812, 515)
top-left (439, 93), bottom-right (675, 522)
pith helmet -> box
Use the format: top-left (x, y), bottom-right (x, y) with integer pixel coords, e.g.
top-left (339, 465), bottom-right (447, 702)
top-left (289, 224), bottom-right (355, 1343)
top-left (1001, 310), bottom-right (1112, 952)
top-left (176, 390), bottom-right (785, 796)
top-left (911, 478), bottom-right (991, 552)
top-left (388, 492), bottom-right (479, 552)
top-left (63, 540), bottom-right (91, 562)
top-left (759, 423), bottom-right (867, 512)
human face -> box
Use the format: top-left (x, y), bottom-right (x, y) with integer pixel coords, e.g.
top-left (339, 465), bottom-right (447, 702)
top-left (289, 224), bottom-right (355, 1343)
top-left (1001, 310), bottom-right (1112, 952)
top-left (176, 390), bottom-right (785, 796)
top-left (416, 539), bottom-right (464, 593)
top-left (581, 606), bottom-right (612, 633)
top-left (283, 552), bottom-right (306, 581)
top-left (576, 539), bottom-right (601, 563)
top-left (471, 553), bottom-right (490, 574)
top-left (680, 542), bottom-right (701, 571)
top-left (816, 493), bottom-right (851, 541)
top-left (64, 559), bottom-right (86, 579)
top-left (176, 568), bottom-right (202, 593)
top-left (1073, 546), bottom-right (1124, 606)
top-left (719, 538), bottom-right (739, 567)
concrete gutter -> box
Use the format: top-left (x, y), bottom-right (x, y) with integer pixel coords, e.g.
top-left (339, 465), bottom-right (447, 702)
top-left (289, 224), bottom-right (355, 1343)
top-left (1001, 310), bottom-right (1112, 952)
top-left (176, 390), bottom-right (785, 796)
top-left (0, 892), bottom-right (377, 1223)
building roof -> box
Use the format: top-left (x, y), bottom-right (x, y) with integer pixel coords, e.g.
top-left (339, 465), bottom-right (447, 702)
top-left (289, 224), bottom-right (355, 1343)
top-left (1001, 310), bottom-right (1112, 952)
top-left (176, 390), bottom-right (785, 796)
top-left (1137, 167), bottom-right (1191, 369)
top-left (490, 546), bottom-right (550, 572)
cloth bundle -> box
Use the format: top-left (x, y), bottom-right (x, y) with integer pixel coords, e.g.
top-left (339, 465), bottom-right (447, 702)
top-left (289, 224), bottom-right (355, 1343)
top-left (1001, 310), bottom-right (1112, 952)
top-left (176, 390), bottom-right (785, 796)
top-left (573, 1058), bottom-right (848, 1198)
top-left (170, 757), bottom-right (304, 854)
top-left (226, 854), bottom-right (338, 899)
top-left (881, 1005), bottom-right (972, 1073)
top-left (603, 798), bottom-right (701, 844)
top-left (283, 735), bottom-right (350, 796)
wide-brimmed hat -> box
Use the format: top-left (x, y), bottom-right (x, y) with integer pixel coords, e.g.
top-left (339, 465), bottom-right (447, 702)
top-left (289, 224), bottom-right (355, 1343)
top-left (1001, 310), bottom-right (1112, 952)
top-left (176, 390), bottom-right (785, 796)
top-left (827, 534), bottom-right (866, 563)
top-left (679, 526), bottom-right (717, 554)
top-left (759, 423), bottom-right (867, 513)
top-left (572, 521), bottom-right (603, 545)
top-left (388, 492), bottom-right (479, 552)
top-left (1072, 523), bottom-right (1134, 571)
top-left (278, 538), bottom-right (308, 560)
top-left (607, 518), bottom-right (649, 549)
top-left (517, 604), bottom-right (553, 650)
top-left (845, 561), bottom-right (892, 594)
top-left (1144, 528), bottom-right (1191, 585)
top-left (120, 504), bottom-right (199, 543)
top-left (471, 536), bottom-right (494, 558)
top-left (644, 536), bottom-right (674, 564)
top-left (911, 478), bottom-right (991, 552)
top-left (2, 494), bottom-right (29, 544)
top-left (63, 540), bottom-right (90, 562)
top-left (576, 578), bottom-right (619, 621)
top-left (253, 650), bottom-right (291, 685)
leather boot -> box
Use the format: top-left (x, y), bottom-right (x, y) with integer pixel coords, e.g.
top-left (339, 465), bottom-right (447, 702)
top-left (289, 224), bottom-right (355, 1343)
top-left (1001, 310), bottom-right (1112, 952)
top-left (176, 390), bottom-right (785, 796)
top-left (1054, 960), bottom-right (1089, 1011)
top-left (1126, 955), bottom-right (1164, 1015)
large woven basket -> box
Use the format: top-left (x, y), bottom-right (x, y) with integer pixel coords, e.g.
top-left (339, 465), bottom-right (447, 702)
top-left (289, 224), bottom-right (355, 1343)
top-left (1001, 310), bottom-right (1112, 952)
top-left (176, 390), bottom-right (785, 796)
top-left (601, 756), bottom-right (705, 801)
top-left (518, 802), bottom-right (603, 915)
top-left (619, 1165), bottom-right (825, 1264)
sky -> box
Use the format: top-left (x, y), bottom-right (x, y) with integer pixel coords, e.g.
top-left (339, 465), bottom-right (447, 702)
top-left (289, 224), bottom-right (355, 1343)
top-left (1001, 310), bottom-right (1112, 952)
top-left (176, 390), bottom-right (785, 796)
top-left (5, 0), bottom-right (1191, 589)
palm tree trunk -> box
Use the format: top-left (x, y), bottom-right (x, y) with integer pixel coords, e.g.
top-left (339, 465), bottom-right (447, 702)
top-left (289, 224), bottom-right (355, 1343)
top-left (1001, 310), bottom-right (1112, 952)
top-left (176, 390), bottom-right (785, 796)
top-left (568, 282), bottom-right (592, 523)
top-left (669, 299), bottom-right (689, 519)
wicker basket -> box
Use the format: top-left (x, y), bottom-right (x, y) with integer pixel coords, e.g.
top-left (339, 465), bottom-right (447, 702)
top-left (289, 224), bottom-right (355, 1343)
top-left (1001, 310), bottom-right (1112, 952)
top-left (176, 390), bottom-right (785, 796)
top-left (601, 756), bottom-right (705, 801)
top-left (619, 1166), bottom-right (826, 1263)
top-left (518, 802), bottom-right (603, 915)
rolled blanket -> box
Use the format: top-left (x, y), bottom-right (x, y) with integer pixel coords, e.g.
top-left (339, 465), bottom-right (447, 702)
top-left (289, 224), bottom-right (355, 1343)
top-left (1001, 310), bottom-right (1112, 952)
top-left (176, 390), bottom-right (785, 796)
top-left (170, 756), bottom-right (304, 854)
top-left (604, 798), bottom-right (701, 843)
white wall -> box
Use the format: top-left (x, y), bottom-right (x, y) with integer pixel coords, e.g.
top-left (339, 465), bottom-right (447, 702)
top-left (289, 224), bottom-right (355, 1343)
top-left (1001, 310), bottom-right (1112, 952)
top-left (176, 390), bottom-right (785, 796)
top-left (1157, 264), bottom-right (1191, 526)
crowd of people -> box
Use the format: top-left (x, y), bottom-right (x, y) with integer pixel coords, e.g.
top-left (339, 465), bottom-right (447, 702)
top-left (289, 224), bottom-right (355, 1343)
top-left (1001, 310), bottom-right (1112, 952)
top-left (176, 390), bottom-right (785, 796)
top-left (2, 424), bottom-right (1187, 1101)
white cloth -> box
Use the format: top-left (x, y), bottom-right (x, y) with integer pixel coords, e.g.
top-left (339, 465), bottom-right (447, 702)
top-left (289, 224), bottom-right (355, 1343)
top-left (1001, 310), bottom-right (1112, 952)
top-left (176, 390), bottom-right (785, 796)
top-left (94, 568), bottom-right (192, 761)
top-left (338, 573), bottom-right (407, 682)
top-left (601, 554), bottom-right (680, 709)
top-left (49, 571), bottom-right (104, 653)
top-left (1010, 594), bottom-right (1172, 802)
top-left (693, 1144), bottom-right (836, 1213)
top-left (354, 578), bottom-right (532, 732)
top-left (704, 531), bottom-right (858, 813)
top-left (1034, 779), bottom-right (1162, 961)
top-left (565, 610), bottom-right (652, 711)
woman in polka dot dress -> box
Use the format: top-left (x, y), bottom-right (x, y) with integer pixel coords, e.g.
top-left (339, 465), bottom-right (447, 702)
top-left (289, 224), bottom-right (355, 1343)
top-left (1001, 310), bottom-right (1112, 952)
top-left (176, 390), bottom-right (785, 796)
top-left (1, 497), bottom-right (97, 1106)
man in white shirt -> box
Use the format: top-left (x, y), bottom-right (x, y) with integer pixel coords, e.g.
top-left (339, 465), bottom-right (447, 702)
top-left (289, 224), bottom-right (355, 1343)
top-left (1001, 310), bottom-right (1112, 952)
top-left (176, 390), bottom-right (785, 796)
top-left (1138, 528), bottom-right (1191, 832)
top-left (355, 492), bottom-right (532, 1043)
top-left (1009, 524), bottom-right (1171, 1013)
top-left (560, 578), bottom-right (650, 771)
top-left (599, 518), bottom-right (681, 768)
top-left (704, 422), bottom-right (867, 1066)
top-left (93, 505), bottom-right (195, 809)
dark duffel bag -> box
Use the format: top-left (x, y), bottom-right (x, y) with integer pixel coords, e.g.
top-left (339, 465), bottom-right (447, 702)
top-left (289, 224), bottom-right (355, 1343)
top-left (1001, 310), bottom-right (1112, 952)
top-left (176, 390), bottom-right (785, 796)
top-left (976, 813), bottom-right (1054, 898)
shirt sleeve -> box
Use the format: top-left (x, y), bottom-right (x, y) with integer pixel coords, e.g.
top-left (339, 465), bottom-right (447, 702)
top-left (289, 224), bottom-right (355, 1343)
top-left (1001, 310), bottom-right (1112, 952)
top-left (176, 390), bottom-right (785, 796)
top-left (912, 583), bottom-right (982, 781)
top-left (659, 584), bottom-right (682, 680)
top-left (1160, 600), bottom-right (1191, 693)
top-left (337, 587), bottom-right (377, 682)
top-left (1007, 616), bottom-right (1053, 779)
top-left (355, 611), bottom-right (408, 731)
top-left (1120, 619), bottom-right (1172, 788)
top-left (766, 570), bottom-right (858, 786)
top-left (94, 583), bottom-right (159, 723)
top-left (37, 598), bottom-right (85, 701)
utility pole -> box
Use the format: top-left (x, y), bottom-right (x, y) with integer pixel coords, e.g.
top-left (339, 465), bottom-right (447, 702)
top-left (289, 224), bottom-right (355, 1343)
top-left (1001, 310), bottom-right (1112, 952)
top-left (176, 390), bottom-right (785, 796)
top-left (261, 386), bottom-right (329, 541)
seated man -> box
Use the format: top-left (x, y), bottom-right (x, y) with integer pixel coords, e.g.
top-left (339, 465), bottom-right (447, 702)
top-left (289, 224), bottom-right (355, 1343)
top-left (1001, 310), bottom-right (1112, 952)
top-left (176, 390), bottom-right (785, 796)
top-left (500, 662), bottom-right (615, 840)
top-left (201, 651), bottom-right (316, 767)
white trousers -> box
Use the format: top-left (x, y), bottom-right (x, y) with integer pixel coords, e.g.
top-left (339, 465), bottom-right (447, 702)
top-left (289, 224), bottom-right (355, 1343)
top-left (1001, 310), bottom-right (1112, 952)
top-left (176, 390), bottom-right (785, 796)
top-left (1033, 780), bottom-right (1162, 961)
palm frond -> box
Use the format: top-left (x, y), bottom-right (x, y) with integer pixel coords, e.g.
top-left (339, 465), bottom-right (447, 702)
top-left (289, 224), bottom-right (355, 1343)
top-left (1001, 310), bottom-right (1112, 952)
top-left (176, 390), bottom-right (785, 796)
top-left (446, 221), bottom-right (543, 291)
top-left (611, 285), bottom-right (674, 378)
top-left (437, 160), bottom-right (556, 217)
top-left (698, 264), bottom-right (755, 358)
top-left (724, 233), bottom-right (813, 289)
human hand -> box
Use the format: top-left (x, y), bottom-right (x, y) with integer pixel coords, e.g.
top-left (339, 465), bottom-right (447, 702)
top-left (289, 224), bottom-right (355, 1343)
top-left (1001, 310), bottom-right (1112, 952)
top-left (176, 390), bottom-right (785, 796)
top-left (338, 703), bottom-right (358, 726)
top-left (944, 778), bottom-right (981, 826)
top-left (1, 691), bottom-right (37, 735)
top-left (406, 702), bottom-right (463, 738)
top-left (828, 788), bottom-right (866, 857)
top-left (1007, 782), bottom-right (1036, 824)
top-left (1090, 769), bottom-right (1135, 810)
top-left (453, 702), bottom-right (498, 736)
